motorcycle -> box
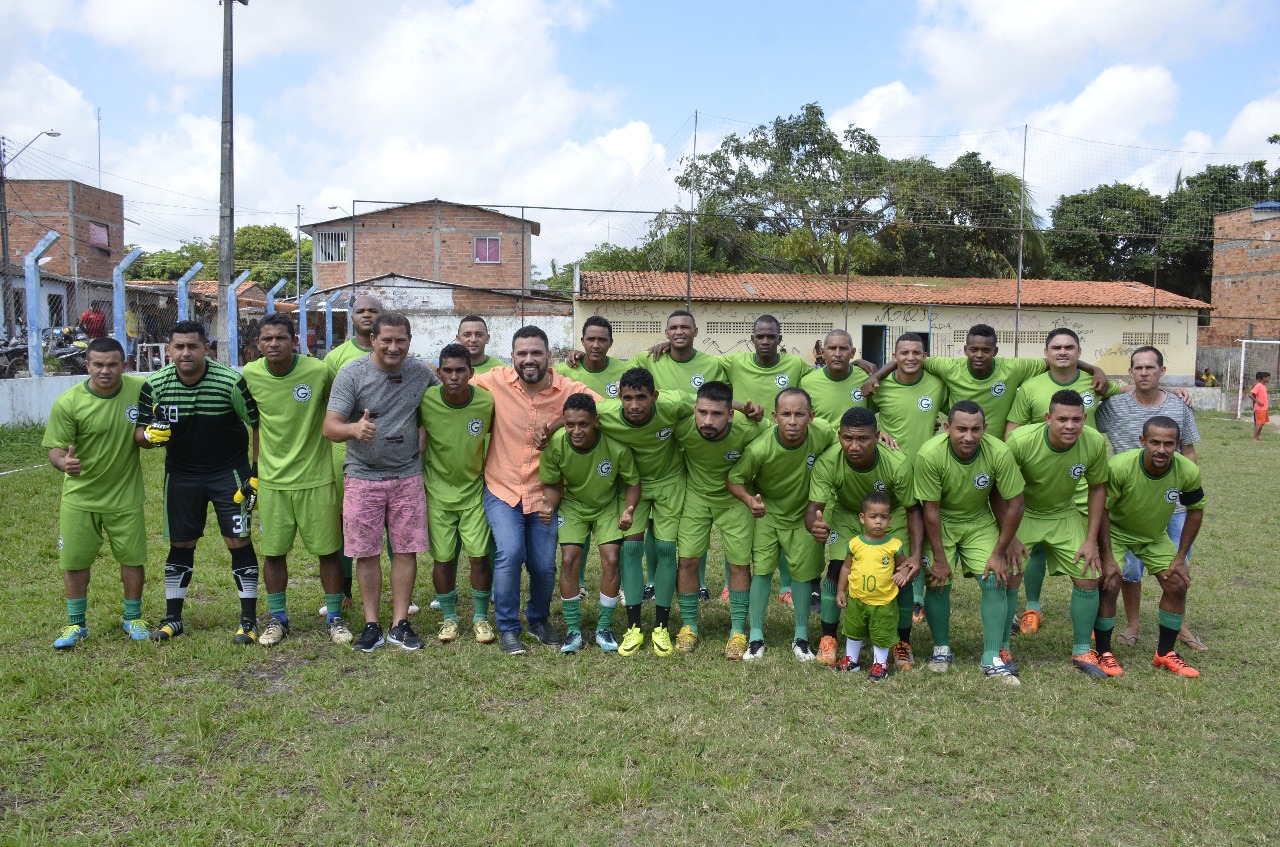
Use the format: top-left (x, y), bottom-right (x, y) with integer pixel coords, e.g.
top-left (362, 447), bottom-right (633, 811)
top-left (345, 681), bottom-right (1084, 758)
top-left (44, 326), bottom-right (90, 375)
top-left (0, 336), bottom-right (26, 379)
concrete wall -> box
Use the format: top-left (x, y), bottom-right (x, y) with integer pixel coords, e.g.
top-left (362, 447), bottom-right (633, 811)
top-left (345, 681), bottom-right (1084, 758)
top-left (0, 374), bottom-right (85, 426)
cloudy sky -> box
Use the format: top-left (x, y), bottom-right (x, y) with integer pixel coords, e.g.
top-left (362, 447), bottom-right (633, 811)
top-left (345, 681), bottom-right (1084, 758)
top-left (2, 0), bottom-right (1278, 270)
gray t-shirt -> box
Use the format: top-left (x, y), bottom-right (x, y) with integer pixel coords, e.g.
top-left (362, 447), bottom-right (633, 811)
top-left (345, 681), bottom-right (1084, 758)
top-left (328, 356), bottom-right (440, 480)
top-left (1096, 390), bottom-right (1200, 452)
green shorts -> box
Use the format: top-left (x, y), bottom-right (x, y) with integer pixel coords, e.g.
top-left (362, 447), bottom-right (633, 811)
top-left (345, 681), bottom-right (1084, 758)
top-left (258, 483), bottom-right (342, 557)
top-left (752, 518), bottom-right (822, 582)
top-left (677, 493), bottom-right (753, 564)
top-left (630, 475), bottom-right (685, 542)
top-left (1109, 525), bottom-right (1176, 576)
top-left (825, 506), bottom-right (924, 567)
top-left (428, 498), bottom-right (493, 563)
top-left (940, 515), bottom-right (999, 579)
top-left (841, 596), bottom-right (898, 647)
top-left (1018, 510), bottom-right (1089, 579)
top-left (59, 501), bottom-right (147, 571)
top-left (558, 500), bottom-right (626, 547)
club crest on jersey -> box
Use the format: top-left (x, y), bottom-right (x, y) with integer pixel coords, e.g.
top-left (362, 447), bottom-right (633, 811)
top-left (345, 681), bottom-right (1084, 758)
top-left (606, 382), bottom-right (619, 398)
top-left (468, 418), bottom-right (483, 436)
top-left (918, 395), bottom-right (933, 412)
top-left (1070, 463), bottom-right (1086, 480)
top-left (124, 404), bottom-right (139, 424)
top-left (656, 427), bottom-right (673, 440)
top-left (724, 450), bottom-right (743, 462)
top-left (557, 514), bottom-right (565, 528)
top-left (690, 373), bottom-right (704, 388)
top-left (57, 535), bottom-right (63, 550)
top-left (1082, 391), bottom-right (1095, 407)
top-left (973, 472), bottom-right (992, 490)
top-left (293, 384), bottom-right (312, 402)
top-left (873, 480), bottom-right (887, 492)
top-left (990, 382), bottom-right (1007, 397)
top-left (828, 529), bottom-right (839, 545)
top-left (850, 388), bottom-right (863, 403)
top-left (1164, 487), bottom-right (1180, 504)
top-left (775, 374), bottom-right (789, 388)
top-left (806, 452), bottom-right (818, 469)
top-left (881, 555), bottom-right (891, 566)
top-left (597, 460), bottom-right (613, 477)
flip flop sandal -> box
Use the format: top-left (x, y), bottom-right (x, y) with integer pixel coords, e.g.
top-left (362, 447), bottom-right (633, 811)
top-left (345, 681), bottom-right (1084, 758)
top-left (1115, 631), bottom-right (1139, 646)
top-left (1178, 633), bottom-right (1208, 652)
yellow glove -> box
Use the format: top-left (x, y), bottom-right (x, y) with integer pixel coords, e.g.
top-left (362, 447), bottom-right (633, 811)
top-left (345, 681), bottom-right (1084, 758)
top-left (233, 472), bottom-right (258, 510)
top-left (143, 422), bottom-right (171, 446)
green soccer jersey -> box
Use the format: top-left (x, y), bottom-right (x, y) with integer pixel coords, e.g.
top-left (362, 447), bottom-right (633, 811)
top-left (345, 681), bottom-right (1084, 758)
top-left (912, 432), bottom-right (1025, 522)
top-left (923, 356), bottom-right (1047, 437)
top-left (419, 385), bottom-right (494, 509)
top-left (675, 412), bottom-right (762, 499)
top-left (723, 351), bottom-right (809, 409)
top-left (470, 355), bottom-right (504, 376)
top-left (800, 366), bottom-right (869, 426)
top-left (628, 349), bottom-right (729, 396)
top-left (728, 418), bottom-right (836, 525)
top-left (1005, 423), bottom-right (1108, 517)
top-left (324, 338), bottom-right (372, 375)
top-left (242, 355), bottom-right (333, 490)
top-left (137, 359), bottom-right (257, 474)
top-left (865, 371), bottom-right (948, 460)
top-left (596, 390), bottom-right (695, 484)
top-left (555, 356), bottom-right (629, 399)
top-left (808, 442), bottom-right (916, 515)
top-left (1106, 449), bottom-right (1205, 541)
top-left (43, 375), bottom-right (145, 512)
top-left (1008, 369), bottom-right (1121, 429)
top-left (539, 431), bottom-right (639, 522)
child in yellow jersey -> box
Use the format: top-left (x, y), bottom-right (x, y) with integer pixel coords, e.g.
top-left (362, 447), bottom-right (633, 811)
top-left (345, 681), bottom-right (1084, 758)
top-left (835, 491), bottom-right (912, 680)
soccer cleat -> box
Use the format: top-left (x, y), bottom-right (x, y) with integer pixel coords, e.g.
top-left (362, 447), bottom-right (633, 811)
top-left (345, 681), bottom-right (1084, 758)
top-left (833, 655), bottom-right (860, 672)
top-left (122, 617), bottom-right (150, 642)
top-left (232, 619), bottom-right (259, 645)
top-left (912, 602), bottom-right (925, 625)
top-left (258, 616), bottom-right (290, 647)
top-left (560, 631), bottom-right (585, 654)
top-left (387, 620), bottom-right (424, 650)
top-left (892, 640), bottom-right (915, 671)
top-left (1018, 609), bottom-right (1043, 634)
top-left (868, 662), bottom-right (889, 681)
top-left (982, 661), bottom-right (1022, 686)
top-left (150, 618), bottom-right (184, 642)
top-left (1072, 649), bottom-right (1110, 679)
top-left (438, 619), bottom-right (460, 643)
top-left (472, 619), bottom-right (496, 644)
top-left (595, 629), bottom-right (619, 652)
top-left (744, 640), bottom-right (767, 662)
top-left (778, 589), bottom-right (793, 606)
top-left (719, 587), bottom-right (730, 602)
top-left (699, 587), bottom-right (711, 602)
top-left (641, 584), bottom-right (656, 604)
top-left (998, 648), bottom-right (1020, 676)
top-left (675, 625), bottom-right (699, 653)
top-left (1152, 650), bottom-right (1200, 678)
top-left (724, 632), bottom-right (748, 661)
top-left (54, 624), bottom-right (87, 650)
top-left (353, 622), bottom-right (384, 653)
top-left (815, 635), bottom-right (839, 666)
top-left (1096, 650), bottom-right (1124, 677)
top-left (792, 639), bottom-right (815, 662)
top-left (408, 603), bottom-right (422, 616)
top-left (651, 625), bottom-right (673, 657)
top-left (327, 615), bottom-right (354, 645)
top-left (926, 646), bottom-right (953, 673)
top-left (618, 625), bottom-right (645, 657)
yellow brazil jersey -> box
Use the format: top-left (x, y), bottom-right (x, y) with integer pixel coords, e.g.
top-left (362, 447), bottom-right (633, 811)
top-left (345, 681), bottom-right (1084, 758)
top-left (846, 535), bottom-right (903, 606)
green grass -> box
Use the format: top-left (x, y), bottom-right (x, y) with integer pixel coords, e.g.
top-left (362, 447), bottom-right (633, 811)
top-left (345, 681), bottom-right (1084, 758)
top-left (1, 414), bottom-right (1278, 845)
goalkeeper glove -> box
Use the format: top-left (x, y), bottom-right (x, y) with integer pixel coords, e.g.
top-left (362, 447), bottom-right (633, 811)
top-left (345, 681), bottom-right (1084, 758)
top-left (233, 466), bottom-right (258, 510)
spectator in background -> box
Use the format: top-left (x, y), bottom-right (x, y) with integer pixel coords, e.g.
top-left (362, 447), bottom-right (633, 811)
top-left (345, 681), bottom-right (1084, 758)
top-left (80, 303), bottom-right (107, 339)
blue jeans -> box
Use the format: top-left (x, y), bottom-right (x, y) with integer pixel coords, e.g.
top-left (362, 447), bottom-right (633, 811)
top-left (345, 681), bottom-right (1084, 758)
top-left (1122, 511), bottom-right (1191, 583)
top-left (483, 488), bottom-right (558, 634)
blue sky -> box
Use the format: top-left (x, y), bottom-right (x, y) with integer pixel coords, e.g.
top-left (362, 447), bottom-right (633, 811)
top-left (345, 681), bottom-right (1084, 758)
top-left (1, 0), bottom-right (1278, 268)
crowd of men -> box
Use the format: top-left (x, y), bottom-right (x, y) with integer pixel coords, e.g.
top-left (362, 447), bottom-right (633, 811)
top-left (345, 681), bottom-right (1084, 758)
top-left (43, 300), bottom-right (1211, 683)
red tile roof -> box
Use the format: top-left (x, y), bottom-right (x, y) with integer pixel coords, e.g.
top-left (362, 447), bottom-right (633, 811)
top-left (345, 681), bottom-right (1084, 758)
top-left (578, 272), bottom-right (1211, 310)
top-left (129, 278), bottom-right (267, 302)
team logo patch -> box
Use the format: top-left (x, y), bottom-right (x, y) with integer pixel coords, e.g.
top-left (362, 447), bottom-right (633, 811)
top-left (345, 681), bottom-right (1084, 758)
top-left (973, 472), bottom-right (992, 490)
top-left (1082, 391), bottom-right (1095, 408)
top-left (918, 395), bottom-right (933, 412)
top-left (606, 382), bottom-right (619, 398)
top-left (556, 514), bottom-right (565, 528)
top-left (724, 450), bottom-right (743, 462)
top-left (293, 383), bottom-right (312, 402)
top-left (656, 427), bottom-right (673, 440)
top-left (850, 388), bottom-right (863, 403)
top-left (990, 382), bottom-right (1007, 397)
top-left (597, 460), bottom-right (613, 477)
top-left (775, 374), bottom-right (789, 388)
top-left (873, 480), bottom-right (887, 492)
top-left (828, 529), bottom-right (839, 545)
top-left (690, 373), bottom-right (704, 389)
top-left (881, 555), bottom-right (891, 566)
top-left (467, 418), bottom-right (483, 436)
top-left (1164, 487), bottom-right (1180, 504)
top-left (57, 536), bottom-right (63, 550)
top-left (1070, 463), bottom-right (1086, 480)
top-left (124, 404), bottom-right (139, 424)
top-left (806, 452), bottom-right (818, 469)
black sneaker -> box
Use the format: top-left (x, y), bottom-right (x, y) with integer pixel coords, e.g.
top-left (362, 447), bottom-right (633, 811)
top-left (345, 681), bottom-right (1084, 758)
top-left (698, 587), bottom-right (711, 602)
top-left (387, 619), bottom-right (424, 651)
top-left (232, 617), bottom-right (258, 645)
top-left (641, 584), bottom-right (656, 604)
top-left (499, 630), bottom-right (526, 655)
top-left (527, 619), bottom-right (561, 648)
top-left (353, 622), bottom-right (384, 653)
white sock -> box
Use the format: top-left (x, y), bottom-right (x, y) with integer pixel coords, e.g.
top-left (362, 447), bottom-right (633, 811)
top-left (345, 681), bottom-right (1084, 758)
top-left (845, 638), bottom-right (862, 664)
top-left (872, 645), bottom-right (890, 665)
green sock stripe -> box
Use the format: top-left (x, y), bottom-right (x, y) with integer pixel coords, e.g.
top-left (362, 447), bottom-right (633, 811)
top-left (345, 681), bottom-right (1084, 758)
top-left (1158, 609), bottom-right (1184, 631)
top-left (123, 599), bottom-right (142, 621)
top-left (677, 592), bottom-right (700, 634)
top-left (728, 589), bottom-right (750, 636)
top-left (267, 591), bottom-right (288, 616)
top-left (67, 597), bottom-right (88, 627)
top-left (562, 597), bottom-right (581, 632)
top-left (323, 593), bottom-right (344, 617)
top-left (1094, 615), bottom-right (1116, 632)
top-left (438, 589), bottom-right (459, 623)
top-left (471, 588), bottom-right (492, 621)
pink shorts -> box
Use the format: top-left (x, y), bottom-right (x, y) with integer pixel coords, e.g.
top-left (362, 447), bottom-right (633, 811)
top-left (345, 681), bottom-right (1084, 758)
top-left (342, 474), bottom-right (429, 558)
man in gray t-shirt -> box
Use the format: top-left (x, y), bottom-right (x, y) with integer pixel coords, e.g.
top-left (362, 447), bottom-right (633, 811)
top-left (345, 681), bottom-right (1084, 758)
top-left (1095, 345), bottom-right (1204, 651)
top-left (323, 313), bottom-right (439, 653)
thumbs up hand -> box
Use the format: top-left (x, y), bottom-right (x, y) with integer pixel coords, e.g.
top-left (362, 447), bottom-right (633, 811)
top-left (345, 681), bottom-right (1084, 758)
top-left (352, 408), bottom-right (377, 442)
top-left (63, 444), bottom-right (81, 477)
top-left (811, 507), bottom-right (830, 543)
top-left (534, 421), bottom-right (552, 451)
top-left (748, 493), bottom-right (766, 518)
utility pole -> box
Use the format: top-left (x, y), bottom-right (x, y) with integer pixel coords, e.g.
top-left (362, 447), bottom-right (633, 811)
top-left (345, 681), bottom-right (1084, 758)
top-left (1, 131), bottom-right (60, 338)
top-left (217, 0), bottom-right (248, 363)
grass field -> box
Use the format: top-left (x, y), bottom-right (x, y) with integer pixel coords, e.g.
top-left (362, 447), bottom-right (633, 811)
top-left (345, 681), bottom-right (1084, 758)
top-left (1, 414), bottom-right (1277, 846)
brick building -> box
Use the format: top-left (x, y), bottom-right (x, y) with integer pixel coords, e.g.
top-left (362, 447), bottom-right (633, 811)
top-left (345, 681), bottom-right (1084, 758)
top-left (300, 200), bottom-right (540, 292)
top-left (1198, 202), bottom-right (1280, 378)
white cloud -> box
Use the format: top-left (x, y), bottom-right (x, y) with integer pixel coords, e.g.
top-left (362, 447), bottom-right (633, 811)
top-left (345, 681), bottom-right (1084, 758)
top-left (1218, 90), bottom-right (1280, 162)
top-left (828, 82), bottom-right (926, 137)
top-left (1027, 65), bottom-right (1178, 146)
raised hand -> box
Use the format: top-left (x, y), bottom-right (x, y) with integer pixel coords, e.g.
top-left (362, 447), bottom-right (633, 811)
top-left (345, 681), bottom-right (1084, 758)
top-left (811, 508), bottom-right (830, 543)
top-left (618, 504), bottom-right (635, 532)
top-left (748, 493), bottom-right (766, 518)
top-left (352, 408), bottom-right (377, 442)
top-left (534, 422), bottom-right (552, 451)
top-left (63, 443), bottom-right (81, 477)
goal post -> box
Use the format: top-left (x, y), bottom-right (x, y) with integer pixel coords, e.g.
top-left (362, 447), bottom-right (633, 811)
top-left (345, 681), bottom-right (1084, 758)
top-left (1235, 339), bottom-right (1280, 420)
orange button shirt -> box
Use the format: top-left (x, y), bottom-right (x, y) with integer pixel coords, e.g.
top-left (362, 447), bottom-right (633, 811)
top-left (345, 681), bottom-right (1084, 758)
top-left (472, 366), bottom-right (601, 513)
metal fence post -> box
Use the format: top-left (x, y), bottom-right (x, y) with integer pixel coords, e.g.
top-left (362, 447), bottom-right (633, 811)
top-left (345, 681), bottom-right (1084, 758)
top-left (113, 247), bottom-right (143, 343)
top-left (227, 269), bottom-right (250, 368)
top-left (298, 283), bottom-right (319, 355)
top-left (176, 262), bottom-right (203, 322)
top-left (324, 290), bottom-right (343, 353)
top-left (24, 230), bottom-right (59, 377)
top-left (266, 278), bottom-right (287, 315)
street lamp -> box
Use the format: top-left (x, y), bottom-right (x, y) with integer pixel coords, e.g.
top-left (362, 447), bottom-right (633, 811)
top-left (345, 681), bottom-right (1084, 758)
top-left (1, 130), bottom-right (60, 336)
top-left (328, 204), bottom-right (355, 285)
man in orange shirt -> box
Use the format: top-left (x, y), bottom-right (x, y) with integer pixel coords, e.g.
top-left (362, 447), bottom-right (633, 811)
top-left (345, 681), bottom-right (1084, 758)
top-left (1251, 371), bottom-right (1270, 441)
top-left (472, 325), bottom-right (600, 655)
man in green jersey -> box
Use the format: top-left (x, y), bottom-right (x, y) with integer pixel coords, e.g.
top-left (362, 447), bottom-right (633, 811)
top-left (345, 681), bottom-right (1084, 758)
top-left (1005, 390), bottom-right (1112, 678)
top-left (539, 393), bottom-right (641, 654)
top-left (136, 320), bottom-right (260, 644)
top-left (44, 338), bottom-right (150, 649)
top-left (672, 381), bottom-right (762, 658)
top-left (420, 343), bottom-right (496, 645)
top-left (555, 316), bottom-right (629, 399)
top-left (727, 387), bottom-right (836, 662)
top-left (458, 315), bottom-right (504, 376)
top-left (913, 400), bottom-right (1026, 685)
top-left (807, 407), bottom-right (923, 670)
top-left (242, 314), bottom-right (347, 647)
top-left (1098, 417), bottom-right (1205, 678)
top-left (800, 329), bottom-right (870, 426)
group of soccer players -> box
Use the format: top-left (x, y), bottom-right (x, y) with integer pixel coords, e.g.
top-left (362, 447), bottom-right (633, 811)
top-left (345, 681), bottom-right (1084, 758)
top-left (43, 300), bottom-right (1209, 683)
